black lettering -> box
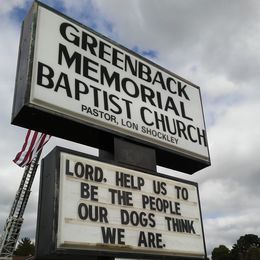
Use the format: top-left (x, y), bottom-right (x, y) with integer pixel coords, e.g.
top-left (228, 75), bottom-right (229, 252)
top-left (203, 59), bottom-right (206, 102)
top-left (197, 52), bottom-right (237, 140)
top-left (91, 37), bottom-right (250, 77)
top-left (122, 98), bottom-right (132, 119)
top-left (89, 85), bottom-right (101, 107)
top-left (109, 188), bottom-right (117, 205)
top-left (37, 62), bottom-right (54, 88)
top-left (140, 84), bottom-right (156, 106)
top-left (165, 117), bottom-right (177, 135)
top-left (109, 94), bottom-right (122, 114)
top-left (81, 31), bottom-right (98, 55)
top-left (142, 195), bottom-right (181, 215)
top-left (175, 186), bottom-right (189, 200)
top-left (83, 56), bottom-right (99, 82)
top-left (78, 203), bottom-right (88, 220)
top-left (84, 164), bottom-right (93, 180)
top-left (112, 48), bottom-right (124, 69)
top-left (103, 91), bottom-right (109, 111)
top-left (108, 188), bottom-right (133, 206)
top-left (78, 203), bottom-right (108, 223)
top-left (175, 186), bottom-right (181, 199)
top-left (187, 125), bottom-right (198, 143)
top-left (140, 107), bottom-right (154, 126)
top-left (138, 231), bottom-right (147, 247)
top-left (124, 54), bottom-right (137, 76)
top-left (121, 77), bottom-right (139, 98)
top-left (80, 183), bottom-right (98, 201)
top-left (93, 166), bottom-right (103, 182)
top-left (154, 111), bottom-right (166, 131)
top-left (180, 101), bottom-right (193, 121)
top-left (155, 233), bottom-right (163, 248)
top-left (138, 232), bottom-right (164, 248)
top-left (54, 72), bottom-right (72, 98)
top-left (101, 227), bottom-right (125, 245)
top-left (75, 79), bottom-right (89, 101)
top-left (100, 65), bottom-right (120, 91)
top-left (153, 180), bottom-right (167, 195)
top-left (197, 128), bottom-right (208, 147)
top-left (60, 22), bottom-right (80, 46)
top-left (138, 62), bottom-right (152, 82)
top-left (81, 182), bottom-right (90, 199)
top-left (165, 216), bottom-right (171, 231)
top-left (173, 202), bottom-right (181, 215)
top-left (177, 81), bottom-right (190, 100)
top-left (165, 217), bottom-right (195, 234)
top-left (121, 209), bottom-right (129, 225)
top-left (130, 211), bottom-right (140, 226)
top-left (182, 187), bottom-right (189, 200)
top-left (161, 182), bottom-right (167, 195)
top-left (58, 43), bottom-right (81, 74)
top-left (149, 213), bottom-right (156, 228)
top-left (176, 120), bottom-right (188, 140)
top-left (65, 159), bottom-right (73, 176)
top-left (139, 212), bottom-right (147, 227)
top-left (152, 71), bottom-right (166, 90)
top-left (99, 41), bottom-right (111, 63)
top-left (120, 210), bottom-right (155, 228)
top-left (164, 97), bottom-right (180, 116)
top-left (99, 207), bottom-right (108, 223)
top-left (74, 162), bottom-right (84, 178)
top-left (115, 172), bottom-right (144, 190)
top-left (166, 77), bottom-right (177, 94)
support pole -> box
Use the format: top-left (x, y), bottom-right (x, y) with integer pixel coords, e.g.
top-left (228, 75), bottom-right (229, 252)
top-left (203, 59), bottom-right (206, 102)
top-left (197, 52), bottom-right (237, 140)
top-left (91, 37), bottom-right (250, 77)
top-left (100, 137), bottom-right (157, 172)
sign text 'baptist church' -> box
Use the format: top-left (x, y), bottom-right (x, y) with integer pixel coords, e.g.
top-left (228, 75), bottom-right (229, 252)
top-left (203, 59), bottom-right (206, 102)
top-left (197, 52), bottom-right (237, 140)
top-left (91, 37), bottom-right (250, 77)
top-left (12, 2), bottom-right (210, 173)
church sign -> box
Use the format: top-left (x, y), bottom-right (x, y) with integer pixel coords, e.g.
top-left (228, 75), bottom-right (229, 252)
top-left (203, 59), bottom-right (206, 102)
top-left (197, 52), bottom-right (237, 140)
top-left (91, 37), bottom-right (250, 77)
top-left (36, 147), bottom-right (207, 259)
top-left (12, 2), bottom-right (210, 174)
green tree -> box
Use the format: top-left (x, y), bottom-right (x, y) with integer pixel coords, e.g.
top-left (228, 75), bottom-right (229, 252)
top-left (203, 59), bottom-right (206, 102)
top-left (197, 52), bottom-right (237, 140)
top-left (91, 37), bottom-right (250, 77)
top-left (247, 247), bottom-right (260, 260)
top-left (230, 234), bottom-right (260, 260)
top-left (212, 244), bottom-right (230, 260)
top-left (229, 243), bottom-right (240, 260)
top-left (14, 237), bottom-right (35, 256)
top-left (237, 234), bottom-right (260, 252)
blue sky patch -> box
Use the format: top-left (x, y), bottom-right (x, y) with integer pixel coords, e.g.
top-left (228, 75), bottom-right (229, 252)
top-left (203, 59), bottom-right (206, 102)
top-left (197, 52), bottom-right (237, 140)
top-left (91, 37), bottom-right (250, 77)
top-left (132, 46), bottom-right (158, 60)
top-left (9, 3), bottom-right (30, 23)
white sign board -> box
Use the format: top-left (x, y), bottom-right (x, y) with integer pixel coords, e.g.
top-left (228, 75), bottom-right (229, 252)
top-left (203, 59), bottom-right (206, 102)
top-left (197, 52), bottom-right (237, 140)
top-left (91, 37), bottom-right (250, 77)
top-left (56, 151), bottom-right (206, 258)
top-left (24, 4), bottom-right (209, 166)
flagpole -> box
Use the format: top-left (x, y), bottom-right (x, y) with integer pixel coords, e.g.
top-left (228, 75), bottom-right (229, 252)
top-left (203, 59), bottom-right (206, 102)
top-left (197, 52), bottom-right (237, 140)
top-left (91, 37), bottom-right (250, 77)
top-left (0, 150), bottom-right (42, 259)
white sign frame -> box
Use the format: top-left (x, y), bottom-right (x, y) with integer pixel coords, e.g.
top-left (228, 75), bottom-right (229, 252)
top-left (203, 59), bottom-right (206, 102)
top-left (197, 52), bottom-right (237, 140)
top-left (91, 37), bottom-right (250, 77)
top-left (36, 147), bottom-right (207, 259)
top-left (12, 2), bottom-right (210, 174)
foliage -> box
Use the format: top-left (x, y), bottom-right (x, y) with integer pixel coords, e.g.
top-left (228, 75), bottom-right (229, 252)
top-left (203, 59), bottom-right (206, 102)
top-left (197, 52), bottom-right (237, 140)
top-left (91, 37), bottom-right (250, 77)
top-left (230, 234), bottom-right (260, 260)
top-left (246, 247), bottom-right (260, 260)
top-left (212, 244), bottom-right (230, 260)
top-left (236, 234), bottom-right (260, 252)
top-left (14, 237), bottom-right (35, 256)
top-left (211, 234), bottom-right (260, 260)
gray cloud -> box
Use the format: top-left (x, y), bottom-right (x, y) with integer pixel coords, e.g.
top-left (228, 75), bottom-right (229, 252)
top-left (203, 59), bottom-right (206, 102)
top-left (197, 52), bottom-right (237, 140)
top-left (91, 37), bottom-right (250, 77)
top-left (1, 0), bottom-right (260, 258)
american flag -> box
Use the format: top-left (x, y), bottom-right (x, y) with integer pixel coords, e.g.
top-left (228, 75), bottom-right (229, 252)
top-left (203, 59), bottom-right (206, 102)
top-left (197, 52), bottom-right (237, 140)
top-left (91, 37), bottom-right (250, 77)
top-left (13, 130), bottom-right (51, 167)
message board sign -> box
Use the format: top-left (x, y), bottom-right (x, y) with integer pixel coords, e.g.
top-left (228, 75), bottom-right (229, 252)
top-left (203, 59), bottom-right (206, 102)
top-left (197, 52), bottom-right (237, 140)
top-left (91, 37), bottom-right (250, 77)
top-left (36, 147), bottom-right (206, 259)
top-left (12, 2), bottom-right (210, 174)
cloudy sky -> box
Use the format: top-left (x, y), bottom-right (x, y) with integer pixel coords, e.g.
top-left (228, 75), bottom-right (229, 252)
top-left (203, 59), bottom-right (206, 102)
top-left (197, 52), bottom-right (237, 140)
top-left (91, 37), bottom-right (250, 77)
top-left (1, 0), bottom-right (260, 258)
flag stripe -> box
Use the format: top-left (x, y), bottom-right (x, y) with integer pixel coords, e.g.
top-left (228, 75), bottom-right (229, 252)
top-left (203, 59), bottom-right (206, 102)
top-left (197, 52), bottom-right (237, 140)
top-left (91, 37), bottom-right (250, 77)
top-left (13, 130), bottom-right (31, 164)
top-left (13, 130), bottom-right (51, 167)
top-left (18, 131), bottom-right (39, 167)
top-left (13, 130), bottom-right (36, 166)
top-left (26, 133), bottom-right (50, 166)
top-left (25, 132), bottom-right (44, 166)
